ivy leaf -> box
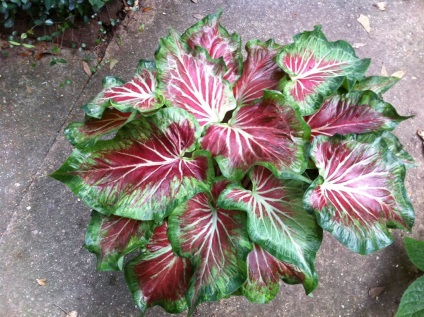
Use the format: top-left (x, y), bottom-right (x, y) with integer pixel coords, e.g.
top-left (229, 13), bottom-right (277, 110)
top-left (219, 166), bottom-right (322, 293)
top-left (168, 180), bottom-right (252, 313)
top-left (277, 26), bottom-right (370, 115)
top-left (233, 39), bottom-right (285, 105)
top-left (125, 222), bottom-right (193, 314)
top-left (51, 108), bottom-right (213, 221)
top-left (304, 134), bottom-right (415, 254)
top-left (182, 10), bottom-right (242, 83)
top-left (201, 90), bottom-right (310, 180)
top-left (85, 211), bottom-right (154, 271)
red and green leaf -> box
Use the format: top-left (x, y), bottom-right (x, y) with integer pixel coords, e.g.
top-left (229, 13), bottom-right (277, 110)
top-left (353, 76), bottom-right (400, 95)
top-left (167, 180), bottom-right (252, 313)
top-left (125, 222), bottom-right (193, 314)
top-left (277, 26), bottom-right (370, 115)
top-left (65, 108), bottom-right (137, 148)
top-left (219, 166), bottom-right (321, 293)
top-left (201, 90), bottom-right (310, 180)
top-left (82, 60), bottom-right (160, 118)
top-left (156, 30), bottom-right (237, 127)
top-left (303, 135), bottom-right (415, 254)
top-left (305, 91), bottom-right (409, 138)
top-left (181, 11), bottom-right (242, 84)
top-left (242, 243), bottom-right (305, 303)
top-left (233, 39), bottom-right (285, 105)
top-left (85, 210), bottom-right (154, 271)
top-left (381, 132), bottom-right (415, 168)
top-left (51, 108), bottom-right (213, 221)
top-left (82, 76), bottom-right (125, 118)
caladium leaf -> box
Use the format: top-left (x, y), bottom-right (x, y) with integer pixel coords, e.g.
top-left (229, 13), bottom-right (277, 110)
top-left (156, 29), bottom-right (237, 127)
top-left (305, 91), bottom-right (408, 138)
top-left (201, 90), bottom-right (310, 180)
top-left (304, 135), bottom-right (415, 254)
top-left (168, 180), bottom-right (252, 313)
top-left (381, 132), bottom-right (416, 168)
top-left (242, 243), bottom-right (305, 303)
top-left (353, 76), bottom-right (400, 95)
top-left (82, 76), bottom-right (125, 118)
top-left (85, 210), bottom-right (154, 271)
top-left (181, 11), bottom-right (242, 84)
top-left (82, 60), bottom-right (160, 118)
top-left (277, 26), bottom-right (370, 115)
top-left (125, 222), bottom-right (193, 314)
top-left (65, 108), bottom-right (137, 148)
top-left (104, 60), bottom-right (159, 113)
top-left (233, 39), bottom-right (285, 105)
top-left (51, 108), bottom-right (213, 221)
top-left (219, 166), bottom-right (321, 293)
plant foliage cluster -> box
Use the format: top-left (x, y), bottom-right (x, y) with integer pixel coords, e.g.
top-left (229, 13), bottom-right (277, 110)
top-left (52, 12), bottom-right (416, 316)
top-left (1, 0), bottom-right (111, 28)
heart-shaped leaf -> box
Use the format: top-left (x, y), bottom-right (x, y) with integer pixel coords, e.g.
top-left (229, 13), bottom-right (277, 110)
top-left (51, 108), bottom-right (213, 221)
top-left (182, 11), bottom-right (242, 83)
top-left (242, 243), bottom-right (306, 303)
top-left (201, 90), bottom-right (310, 180)
top-left (82, 60), bottom-right (160, 118)
top-left (85, 210), bottom-right (154, 271)
top-left (219, 166), bottom-right (321, 293)
top-left (65, 108), bottom-right (137, 148)
top-left (304, 134), bottom-right (414, 254)
top-left (277, 26), bottom-right (370, 115)
top-left (233, 39), bottom-right (285, 105)
top-left (156, 30), bottom-right (237, 127)
top-left (168, 180), bottom-right (252, 313)
top-left (305, 91), bottom-right (409, 138)
top-left (125, 222), bottom-right (193, 314)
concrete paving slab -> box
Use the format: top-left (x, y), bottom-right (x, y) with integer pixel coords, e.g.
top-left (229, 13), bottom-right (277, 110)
top-left (1, 0), bottom-right (424, 316)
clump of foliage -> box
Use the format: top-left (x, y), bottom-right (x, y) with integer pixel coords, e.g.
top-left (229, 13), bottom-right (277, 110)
top-left (52, 12), bottom-right (416, 315)
top-left (1, 0), bottom-right (111, 28)
top-left (396, 237), bottom-right (424, 317)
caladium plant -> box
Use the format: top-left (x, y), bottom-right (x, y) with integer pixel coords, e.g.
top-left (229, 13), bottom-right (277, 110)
top-left (52, 12), bottom-right (416, 316)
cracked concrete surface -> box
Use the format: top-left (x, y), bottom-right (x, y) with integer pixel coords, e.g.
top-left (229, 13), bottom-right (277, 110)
top-left (1, 0), bottom-right (424, 316)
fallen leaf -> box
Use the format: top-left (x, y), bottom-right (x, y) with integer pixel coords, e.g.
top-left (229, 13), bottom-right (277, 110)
top-left (191, 0), bottom-right (198, 3)
top-left (368, 286), bottom-right (385, 299)
top-left (83, 62), bottom-right (92, 77)
top-left (142, 7), bottom-right (151, 12)
top-left (36, 278), bottom-right (46, 286)
top-left (357, 14), bottom-right (371, 33)
top-left (66, 311), bottom-right (78, 317)
top-left (352, 43), bottom-right (366, 48)
top-left (193, 13), bottom-right (204, 20)
top-left (374, 2), bottom-right (386, 11)
top-left (109, 58), bottom-right (119, 70)
top-left (417, 129), bottom-right (424, 140)
top-left (391, 70), bottom-right (406, 78)
top-left (20, 50), bottom-right (34, 57)
top-left (381, 65), bottom-right (389, 77)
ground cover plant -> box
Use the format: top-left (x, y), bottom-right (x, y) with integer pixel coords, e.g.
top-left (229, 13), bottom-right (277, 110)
top-left (52, 12), bottom-right (416, 315)
top-left (396, 237), bottom-right (424, 317)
